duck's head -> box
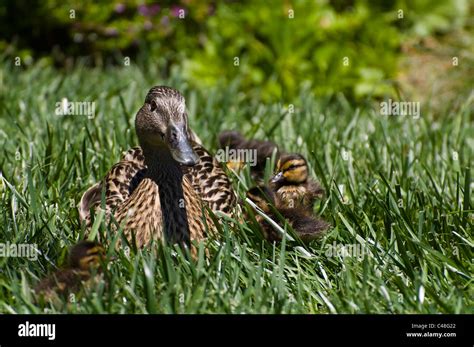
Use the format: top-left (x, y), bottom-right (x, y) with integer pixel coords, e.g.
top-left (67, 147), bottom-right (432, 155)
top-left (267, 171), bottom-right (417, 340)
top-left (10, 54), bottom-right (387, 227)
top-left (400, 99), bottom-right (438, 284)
top-left (69, 241), bottom-right (105, 271)
top-left (271, 153), bottom-right (308, 186)
top-left (218, 130), bottom-right (244, 148)
top-left (246, 186), bottom-right (277, 213)
top-left (136, 86), bottom-right (199, 166)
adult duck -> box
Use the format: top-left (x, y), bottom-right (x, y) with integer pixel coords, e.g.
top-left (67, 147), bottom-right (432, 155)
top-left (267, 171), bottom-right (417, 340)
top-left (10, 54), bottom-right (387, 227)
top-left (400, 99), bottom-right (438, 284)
top-left (79, 86), bottom-right (237, 248)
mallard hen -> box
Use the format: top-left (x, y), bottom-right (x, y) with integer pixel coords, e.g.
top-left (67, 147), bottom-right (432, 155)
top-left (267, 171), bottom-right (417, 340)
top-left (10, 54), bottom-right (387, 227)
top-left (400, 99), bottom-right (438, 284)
top-left (246, 186), bottom-right (329, 243)
top-left (79, 86), bottom-right (237, 248)
top-left (270, 153), bottom-right (324, 211)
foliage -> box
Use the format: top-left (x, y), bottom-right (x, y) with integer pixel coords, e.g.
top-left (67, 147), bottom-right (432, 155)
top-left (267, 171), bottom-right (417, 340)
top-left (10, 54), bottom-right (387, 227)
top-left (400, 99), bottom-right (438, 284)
top-left (395, 0), bottom-right (470, 36)
top-left (182, 0), bottom-right (401, 101)
top-left (0, 0), bottom-right (470, 101)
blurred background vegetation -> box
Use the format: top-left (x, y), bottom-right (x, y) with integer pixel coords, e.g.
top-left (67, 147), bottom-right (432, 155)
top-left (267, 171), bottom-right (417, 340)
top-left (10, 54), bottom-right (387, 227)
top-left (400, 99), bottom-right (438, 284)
top-left (0, 0), bottom-right (472, 102)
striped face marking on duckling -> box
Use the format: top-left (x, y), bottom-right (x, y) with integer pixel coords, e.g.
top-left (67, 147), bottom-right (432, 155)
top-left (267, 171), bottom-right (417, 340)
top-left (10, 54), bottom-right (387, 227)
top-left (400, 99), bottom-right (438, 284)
top-left (136, 86), bottom-right (198, 166)
top-left (68, 241), bottom-right (105, 271)
top-left (271, 154), bottom-right (308, 185)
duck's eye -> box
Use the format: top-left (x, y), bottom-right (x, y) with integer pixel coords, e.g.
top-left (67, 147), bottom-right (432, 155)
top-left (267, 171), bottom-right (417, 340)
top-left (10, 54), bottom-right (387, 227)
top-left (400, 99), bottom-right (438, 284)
top-left (150, 101), bottom-right (158, 112)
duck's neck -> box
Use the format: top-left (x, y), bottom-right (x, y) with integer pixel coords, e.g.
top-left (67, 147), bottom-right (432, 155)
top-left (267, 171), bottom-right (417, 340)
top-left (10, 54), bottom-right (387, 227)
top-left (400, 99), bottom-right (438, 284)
top-left (142, 145), bottom-right (191, 248)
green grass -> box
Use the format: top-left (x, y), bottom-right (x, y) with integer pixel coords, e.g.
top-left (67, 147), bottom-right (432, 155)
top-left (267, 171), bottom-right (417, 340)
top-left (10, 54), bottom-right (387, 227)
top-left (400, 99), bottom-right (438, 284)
top-left (0, 60), bottom-right (472, 314)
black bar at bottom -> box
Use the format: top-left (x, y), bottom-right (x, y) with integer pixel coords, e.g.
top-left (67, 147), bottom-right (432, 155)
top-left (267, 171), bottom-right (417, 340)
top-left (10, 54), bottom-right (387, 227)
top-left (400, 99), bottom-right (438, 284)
top-left (0, 314), bottom-right (471, 346)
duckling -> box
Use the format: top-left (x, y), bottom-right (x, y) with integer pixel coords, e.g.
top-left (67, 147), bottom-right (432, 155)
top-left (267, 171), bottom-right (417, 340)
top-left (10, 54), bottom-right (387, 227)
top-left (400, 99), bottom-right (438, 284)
top-left (218, 130), bottom-right (279, 177)
top-left (35, 241), bottom-right (105, 298)
top-left (79, 86), bottom-right (237, 249)
top-left (246, 186), bottom-right (329, 243)
top-left (270, 153), bottom-right (324, 211)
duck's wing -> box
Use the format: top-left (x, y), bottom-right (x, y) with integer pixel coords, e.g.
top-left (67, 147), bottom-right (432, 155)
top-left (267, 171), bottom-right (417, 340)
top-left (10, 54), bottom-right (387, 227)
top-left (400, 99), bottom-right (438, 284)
top-left (79, 147), bottom-right (147, 225)
top-left (183, 143), bottom-right (238, 217)
top-left (78, 182), bottom-right (102, 222)
top-left (294, 216), bottom-right (330, 242)
top-left (307, 179), bottom-right (325, 201)
top-left (35, 269), bottom-right (88, 297)
top-left (281, 209), bottom-right (330, 242)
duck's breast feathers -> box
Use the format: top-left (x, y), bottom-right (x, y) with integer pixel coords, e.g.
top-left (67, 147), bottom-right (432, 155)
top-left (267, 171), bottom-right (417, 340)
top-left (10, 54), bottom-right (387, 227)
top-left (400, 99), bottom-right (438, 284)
top-left (80, 140), bottom-right (237, 237)
top-left (183, 143), bottom-right (237, 215)
top-left (114, 178), bottom-right (162, 247)
top-left (276, 185), bottom-right (308, 208)
top-left (114, 175), bottom-right (209, 246)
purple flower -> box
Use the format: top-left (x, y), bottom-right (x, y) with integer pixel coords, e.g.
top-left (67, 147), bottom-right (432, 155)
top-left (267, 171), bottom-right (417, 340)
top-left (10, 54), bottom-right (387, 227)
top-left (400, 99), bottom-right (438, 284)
top-left (160, 15), bottom-right (169, 27)
top-left (138, 4), bottom-right (148, 16)
top-left (114, 3), bottom-right (125, 14)
top-left (138, 4), bottom-right (160, 16)
top-left (171, 5), bottom-right (186, 18)
top-left (149, 4), bottom-right (160, 16)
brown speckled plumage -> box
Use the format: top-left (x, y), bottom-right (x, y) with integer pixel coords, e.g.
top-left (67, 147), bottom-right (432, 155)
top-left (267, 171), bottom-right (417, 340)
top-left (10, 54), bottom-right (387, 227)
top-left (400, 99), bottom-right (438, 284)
top-left (35, 241), bottom-right (105, 299)
top-left (246, 186), bottom-right (329, 243)
top-left (79, 86), bottom-right (236, 249)
top-left (182, 145), bottom-right (237, 216)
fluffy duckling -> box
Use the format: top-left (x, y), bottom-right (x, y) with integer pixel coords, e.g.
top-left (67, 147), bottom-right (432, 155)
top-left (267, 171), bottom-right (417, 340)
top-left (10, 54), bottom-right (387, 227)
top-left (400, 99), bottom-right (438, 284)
top-left (80, 86), bottom-right (237, 250)
top-left (35, 241), bottom-right (105, 298)
top-left (246, 186), bottom-right (329, 243)
top-left (218, 130), bottom-right (279, 177)
top-left (270, 153), bottom-right (324, 211)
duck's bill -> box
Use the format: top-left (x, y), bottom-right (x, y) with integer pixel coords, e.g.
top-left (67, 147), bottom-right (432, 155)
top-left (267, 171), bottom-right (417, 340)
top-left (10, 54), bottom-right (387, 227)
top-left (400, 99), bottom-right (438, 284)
top-left (270, 172), bottom-right (284, 184)
top-left (170, 139), bottom-right (199, 166)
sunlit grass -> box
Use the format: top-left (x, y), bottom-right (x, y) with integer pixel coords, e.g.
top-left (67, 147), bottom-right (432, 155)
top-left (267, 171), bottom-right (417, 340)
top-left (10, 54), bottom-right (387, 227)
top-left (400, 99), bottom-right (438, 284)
top-left (0, 60), bottom-right (472, 313)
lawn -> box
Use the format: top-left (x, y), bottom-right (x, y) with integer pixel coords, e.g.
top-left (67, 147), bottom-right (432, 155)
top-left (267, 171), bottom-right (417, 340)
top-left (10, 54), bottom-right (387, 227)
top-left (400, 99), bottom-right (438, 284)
top-left (0, 61), bottom-right (472, 314)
